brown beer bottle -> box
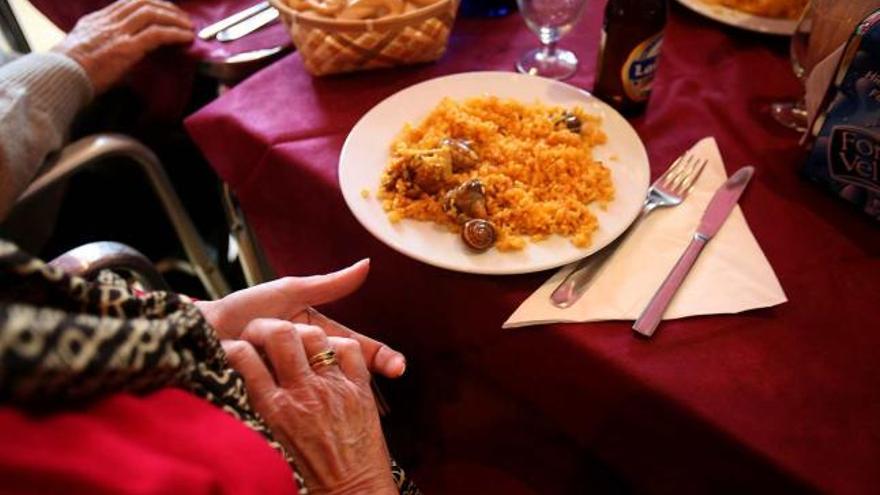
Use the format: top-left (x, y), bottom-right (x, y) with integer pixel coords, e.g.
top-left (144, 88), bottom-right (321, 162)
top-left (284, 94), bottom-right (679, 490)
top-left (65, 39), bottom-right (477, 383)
top-left (593, 0), bottom-right (668, 115)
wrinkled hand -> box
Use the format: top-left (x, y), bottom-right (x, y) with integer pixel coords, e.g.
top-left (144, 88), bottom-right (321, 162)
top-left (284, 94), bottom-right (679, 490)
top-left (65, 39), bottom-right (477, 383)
top-left (223, 320), bottom-right (397, 495)
top-left (53, 0), bottom-right (194, 94)
top-left (196, 259), bottom-right (406, 379)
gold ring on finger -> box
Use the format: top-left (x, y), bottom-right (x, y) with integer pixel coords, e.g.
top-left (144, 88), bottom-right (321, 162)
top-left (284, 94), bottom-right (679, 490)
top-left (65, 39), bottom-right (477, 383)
top-left (308, 348), bottom-right (338, 369)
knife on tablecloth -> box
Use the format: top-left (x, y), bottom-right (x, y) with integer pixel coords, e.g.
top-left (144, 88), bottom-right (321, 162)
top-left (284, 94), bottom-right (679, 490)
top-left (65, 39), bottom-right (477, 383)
top-left (632, 166), bottom-right (755, 338)
top-left (198, 1), bottom-right (271, 40)
top-left (216, 7), bottom-right (280, 42)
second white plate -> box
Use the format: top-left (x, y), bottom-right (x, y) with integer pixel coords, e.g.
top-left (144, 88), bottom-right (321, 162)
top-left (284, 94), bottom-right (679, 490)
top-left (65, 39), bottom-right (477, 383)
top-left (677, 0), bottom-right (798, 36)
top-left (339, 72), bottom-right (650, 275)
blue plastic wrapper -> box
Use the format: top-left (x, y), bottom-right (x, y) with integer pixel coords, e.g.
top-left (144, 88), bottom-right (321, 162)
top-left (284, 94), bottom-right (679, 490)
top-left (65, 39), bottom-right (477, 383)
top-left (804, 10), bottom-right (880, 221)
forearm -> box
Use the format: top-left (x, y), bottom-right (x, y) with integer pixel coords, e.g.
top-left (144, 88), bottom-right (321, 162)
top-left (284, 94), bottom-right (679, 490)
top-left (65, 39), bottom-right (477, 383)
top-left (0, 52), bottom-right (92, 221)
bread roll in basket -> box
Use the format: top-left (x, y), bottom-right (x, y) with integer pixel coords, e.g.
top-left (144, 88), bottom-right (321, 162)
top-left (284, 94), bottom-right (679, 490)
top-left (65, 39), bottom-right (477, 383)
top-left (270, 0), bottom-right (458, 76)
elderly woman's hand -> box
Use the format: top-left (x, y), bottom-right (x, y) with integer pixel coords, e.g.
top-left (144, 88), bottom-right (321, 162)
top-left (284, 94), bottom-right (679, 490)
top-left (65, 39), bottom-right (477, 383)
top-left (53, 0), bottom-right (194, 94)
top-left (223, 319), bottom-right (398, 495)
top-left (196, 259), bottom-right (407, 379)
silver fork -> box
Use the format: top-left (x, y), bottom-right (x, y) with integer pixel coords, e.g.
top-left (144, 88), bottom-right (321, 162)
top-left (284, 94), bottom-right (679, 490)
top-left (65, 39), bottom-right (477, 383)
top-left (550, 151), bottom-right (708, 308)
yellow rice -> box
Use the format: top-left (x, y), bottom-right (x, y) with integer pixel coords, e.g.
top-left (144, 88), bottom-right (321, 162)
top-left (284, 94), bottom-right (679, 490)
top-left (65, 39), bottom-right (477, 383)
top-left (704, 0), bottom-right (806, 19)
top-left (379, 96), bottom-right (614, 251)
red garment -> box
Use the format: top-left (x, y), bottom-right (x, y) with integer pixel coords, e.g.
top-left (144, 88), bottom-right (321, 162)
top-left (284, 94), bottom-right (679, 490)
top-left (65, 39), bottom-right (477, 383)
top-left (0, 389), bottom-right (297, 495)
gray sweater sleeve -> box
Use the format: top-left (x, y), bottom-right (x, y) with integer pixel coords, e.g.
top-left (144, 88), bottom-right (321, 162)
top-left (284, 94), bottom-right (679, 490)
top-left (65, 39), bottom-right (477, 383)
top-left (0, 51), bottom-right (93, 221)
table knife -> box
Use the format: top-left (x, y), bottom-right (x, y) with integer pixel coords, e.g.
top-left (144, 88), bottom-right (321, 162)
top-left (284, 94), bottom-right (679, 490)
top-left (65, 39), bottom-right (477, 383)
top-left (198, 1), bottom-right (271, 40)
top-left (216, 7), bottom-right (280, 42)
top-left (632, 166), bottom-right (755, 338)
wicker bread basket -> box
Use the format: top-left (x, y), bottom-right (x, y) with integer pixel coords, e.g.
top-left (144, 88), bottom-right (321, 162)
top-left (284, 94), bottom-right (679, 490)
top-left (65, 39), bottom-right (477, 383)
top-left (270, 0), bottom-right (458, 76)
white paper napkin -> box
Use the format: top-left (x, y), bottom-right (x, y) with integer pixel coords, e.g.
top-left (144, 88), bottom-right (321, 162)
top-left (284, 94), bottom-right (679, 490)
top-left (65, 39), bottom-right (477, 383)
top-left (504, 137), bottom-right (787, 329)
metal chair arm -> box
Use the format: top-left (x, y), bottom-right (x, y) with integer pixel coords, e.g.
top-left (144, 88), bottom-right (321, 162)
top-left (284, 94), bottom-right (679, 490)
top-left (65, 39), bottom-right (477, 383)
top-left (18, 134), bottom-right (230, 298)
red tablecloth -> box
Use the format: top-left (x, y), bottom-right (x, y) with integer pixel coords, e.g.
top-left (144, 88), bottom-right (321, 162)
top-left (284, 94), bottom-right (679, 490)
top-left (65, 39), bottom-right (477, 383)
top-left (184, 3), bottom-right (880, 493)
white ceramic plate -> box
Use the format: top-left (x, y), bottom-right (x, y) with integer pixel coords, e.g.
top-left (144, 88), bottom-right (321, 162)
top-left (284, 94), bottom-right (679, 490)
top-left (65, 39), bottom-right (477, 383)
top-left (677, 0), bottom-right (798, 36)
top-left (338, 72), bottom-right (650, 275)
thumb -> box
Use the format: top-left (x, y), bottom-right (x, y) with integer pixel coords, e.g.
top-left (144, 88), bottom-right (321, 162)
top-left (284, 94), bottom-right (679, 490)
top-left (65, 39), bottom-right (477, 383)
top-left (286, 258), bottom-right (370, 309)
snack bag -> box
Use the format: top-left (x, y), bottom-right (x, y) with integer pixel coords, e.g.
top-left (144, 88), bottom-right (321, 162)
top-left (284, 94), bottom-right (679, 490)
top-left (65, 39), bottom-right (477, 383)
top-left (804, 9), bottom-right (880, 221)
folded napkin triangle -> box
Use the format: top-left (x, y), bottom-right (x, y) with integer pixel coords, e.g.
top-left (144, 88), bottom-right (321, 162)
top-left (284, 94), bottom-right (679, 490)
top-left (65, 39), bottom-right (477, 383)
top-left (504, 137), bottom-right (787, 329)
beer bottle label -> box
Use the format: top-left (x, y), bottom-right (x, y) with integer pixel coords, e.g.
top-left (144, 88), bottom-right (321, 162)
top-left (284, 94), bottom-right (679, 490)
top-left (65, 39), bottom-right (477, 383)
top-left (621, 32), bottom-right (664, 102)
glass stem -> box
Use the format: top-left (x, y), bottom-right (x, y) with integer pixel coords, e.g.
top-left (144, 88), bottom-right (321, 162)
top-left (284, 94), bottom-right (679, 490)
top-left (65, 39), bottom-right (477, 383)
top-left (542, 40), bottom-right (558, 59)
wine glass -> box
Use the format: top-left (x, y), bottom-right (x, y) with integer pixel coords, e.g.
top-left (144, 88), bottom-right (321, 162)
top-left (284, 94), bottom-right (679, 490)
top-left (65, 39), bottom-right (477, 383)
top-left (515, 0), bottom-right (588, 80)
top-left (770, 5), bottom-right (812, 131)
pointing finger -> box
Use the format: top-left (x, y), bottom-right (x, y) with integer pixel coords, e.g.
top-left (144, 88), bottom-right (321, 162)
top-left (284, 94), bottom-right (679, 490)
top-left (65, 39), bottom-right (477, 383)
top-left (282, 259), bottom-right (370, 311)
